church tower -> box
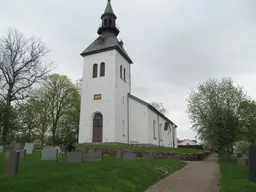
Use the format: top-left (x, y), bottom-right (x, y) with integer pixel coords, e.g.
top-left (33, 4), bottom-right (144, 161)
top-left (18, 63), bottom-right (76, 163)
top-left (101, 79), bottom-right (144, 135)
top-left (79, 0), bottom-right (133, 144)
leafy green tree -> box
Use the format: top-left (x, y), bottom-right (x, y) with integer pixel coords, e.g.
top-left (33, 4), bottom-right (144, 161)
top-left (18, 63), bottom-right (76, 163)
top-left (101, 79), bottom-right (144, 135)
top-left (187, 78), bottom-right (249, 157)
top-left (17, 98), bottom-right (38, 142)
top-left (239, 100), bottom-right (256, 144)
top-left (57, 82), bottom-right (80, 144)
top-left (40, 74), bottom-right (79, 144)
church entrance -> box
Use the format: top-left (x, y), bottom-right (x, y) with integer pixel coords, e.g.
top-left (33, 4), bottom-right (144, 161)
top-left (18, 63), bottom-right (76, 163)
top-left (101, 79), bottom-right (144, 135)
top-left (92, 113), bottom-right (103, 142)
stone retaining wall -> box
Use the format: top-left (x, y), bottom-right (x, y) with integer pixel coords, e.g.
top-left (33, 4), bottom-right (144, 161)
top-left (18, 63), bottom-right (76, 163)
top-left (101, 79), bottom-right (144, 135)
top-left (77, 148), bottom-right (210, 161)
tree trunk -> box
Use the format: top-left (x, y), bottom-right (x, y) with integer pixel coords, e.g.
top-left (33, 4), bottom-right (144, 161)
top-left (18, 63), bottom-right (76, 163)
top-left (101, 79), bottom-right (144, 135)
top-left (2, 100), bottom-right (11, 145)
top-left (41, 134), bottom-right (44, 146)
top-left (52, 122), bottom-right (57, 144)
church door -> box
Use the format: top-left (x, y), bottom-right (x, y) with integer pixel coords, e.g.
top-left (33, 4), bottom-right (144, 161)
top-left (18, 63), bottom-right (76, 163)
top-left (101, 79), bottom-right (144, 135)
top-left (92, 113), bottom-right (103, 142)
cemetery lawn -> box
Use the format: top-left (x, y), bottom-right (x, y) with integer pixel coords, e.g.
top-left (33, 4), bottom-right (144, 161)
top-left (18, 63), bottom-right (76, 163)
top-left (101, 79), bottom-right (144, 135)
top-left (78, 144), bottom-right (202, 153)
top-left (0, 152), bottom-right (185, 192)
top-left (219, 157), bottom-right (256, 192)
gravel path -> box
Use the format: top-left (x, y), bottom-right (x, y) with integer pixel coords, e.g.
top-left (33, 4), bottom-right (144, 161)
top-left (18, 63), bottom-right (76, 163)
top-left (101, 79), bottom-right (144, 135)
top-left (145, 154), bottom-right (220, 192)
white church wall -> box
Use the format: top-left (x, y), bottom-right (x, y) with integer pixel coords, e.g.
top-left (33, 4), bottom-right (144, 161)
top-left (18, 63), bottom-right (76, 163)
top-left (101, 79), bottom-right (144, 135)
top-left (148, 109), bottom-right (160, 146)
top-left (173, 127), bottom-right (178, 148)
top-left (148, 109), bottom-right (175, 147)
top-left (114, 51), bottom-right (131, 143)
top-left (79, 50), bottom-right (117, 143)
top-left (162, 124), bottom-right (174, 148)
top-left (128, 98), bottom-right (149, 144)
top-left (159, 117), bottom-right (174, 147)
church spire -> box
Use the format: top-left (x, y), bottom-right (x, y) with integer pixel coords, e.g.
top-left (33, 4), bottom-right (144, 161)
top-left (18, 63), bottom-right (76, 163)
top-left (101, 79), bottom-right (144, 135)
top-left (104, 0), bottom-right (114, 15)
top-left (97, 0), bottom-right (120, 36)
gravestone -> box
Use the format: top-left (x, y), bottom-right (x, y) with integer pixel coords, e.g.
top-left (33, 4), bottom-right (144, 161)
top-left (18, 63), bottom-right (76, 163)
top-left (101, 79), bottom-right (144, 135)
top-left (143, 153), bottom-right (155, 161)
top-left (123, 152), bottom-right (137, 161)
top-left (0, 145), bottom-right (4, 153)
top-left (18, 149), bottom-right (26, 160)
top-left (41, 147), bottom-right (58, 161)
top-left (237, 157), bottom-right (246, 166)
top-left (116, 150), bottom-right (123, 158)
top-left (4, 150), bottom-right (20, 175)
top-left (83, 149), bottom-right (103, 162)
top-left (249, 144), bottom-right (256, 182)
top-left (24, 143), bottom-right (34, 154)
top-left (67, 152), bottom-right (83, 163)
top-left (82, 152), bottom-right (88, 162)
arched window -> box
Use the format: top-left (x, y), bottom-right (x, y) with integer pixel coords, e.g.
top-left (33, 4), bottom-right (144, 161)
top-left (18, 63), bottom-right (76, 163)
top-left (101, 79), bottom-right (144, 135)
top-left (122, 120), bottom-right (125, 136)
top-left (153, 120), bottom-right (156, 139)
top-left (123, 68), bottom-right (126, 82)
top-left (92, 64), bottom-right (98, 78)
top-left (120, 65), bottom-right (123, 79)
top-left (109, 19), bottom-right (112, 26)
top-left (104, 19), bottom-right (107, 26)
top-left (100, 62), bottom-right (105, 77)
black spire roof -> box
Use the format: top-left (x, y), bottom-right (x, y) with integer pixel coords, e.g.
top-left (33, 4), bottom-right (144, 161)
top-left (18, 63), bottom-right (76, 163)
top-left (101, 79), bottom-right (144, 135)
top-left (103, 0), bottom-right (114, 15)
top-left (80, 0), bottom-right (132, 64)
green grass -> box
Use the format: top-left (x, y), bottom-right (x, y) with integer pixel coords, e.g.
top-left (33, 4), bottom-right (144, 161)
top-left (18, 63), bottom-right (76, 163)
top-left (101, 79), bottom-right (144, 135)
top-left (78, 144), bottom-right (202, 153)
top-left (220, 157), bottom-right (256, 192)
top-left (0, 152), bottom-right (185, 192)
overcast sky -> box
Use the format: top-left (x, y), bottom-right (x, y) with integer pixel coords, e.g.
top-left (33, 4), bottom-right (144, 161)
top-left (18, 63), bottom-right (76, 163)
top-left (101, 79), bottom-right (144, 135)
top-left (1, 0), bottom-right (256, 140)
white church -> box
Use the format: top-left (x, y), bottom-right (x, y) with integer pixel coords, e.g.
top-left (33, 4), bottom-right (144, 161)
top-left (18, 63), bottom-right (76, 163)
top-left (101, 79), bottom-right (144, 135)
top-left (79, 0), bottom-right (178, 148)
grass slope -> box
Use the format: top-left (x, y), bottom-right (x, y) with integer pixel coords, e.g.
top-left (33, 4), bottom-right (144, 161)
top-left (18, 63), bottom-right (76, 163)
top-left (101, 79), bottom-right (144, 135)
top-left (0, 152), bottom-right (185, 192)
top-left (78, 144), bottom-right (201, 153)
top-left (220, 157), bottom-right (256, 192)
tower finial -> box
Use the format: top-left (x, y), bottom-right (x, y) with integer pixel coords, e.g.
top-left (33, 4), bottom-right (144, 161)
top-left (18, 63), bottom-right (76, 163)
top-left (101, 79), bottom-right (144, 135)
top-left (97, 0), bottom-right (119, 36)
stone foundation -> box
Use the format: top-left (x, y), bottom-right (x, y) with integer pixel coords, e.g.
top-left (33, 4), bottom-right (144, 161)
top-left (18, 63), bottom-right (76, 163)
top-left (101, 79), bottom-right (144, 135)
top-left (81, 142), bottom-right (158, 147)
top-left (76, 147), bottom-right (210, 161)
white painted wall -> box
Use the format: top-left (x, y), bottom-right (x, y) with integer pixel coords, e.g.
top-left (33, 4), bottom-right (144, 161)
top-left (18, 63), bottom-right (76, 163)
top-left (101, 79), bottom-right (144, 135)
top-left (114, 51), bottom-right (131, 144)
top-left (162, 123), bottom-right (174, 148)
top-left (173, 127), bottom-right (178, 148)
top-left (78, 46), bottom-right (178, 147)
top-left (79, 49), bottom-right (132, 144)
top-left (79, 50), bottom-right (117, 143)
top-left (147, 109), bottom-right (174, 147)
top-left (128, 97), bottom-right (149, 144)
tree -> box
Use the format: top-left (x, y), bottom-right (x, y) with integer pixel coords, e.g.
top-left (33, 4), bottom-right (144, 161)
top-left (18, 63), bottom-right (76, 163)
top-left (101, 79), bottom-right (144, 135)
top-left (41, 74), bottom-right (79, 144)
top-left (16, 98), bottom-right (39, 142)
top-left (151, 102), bottom-right (168, 116)
top-left (57, 82), bottom-right (81, 144)
top-left (187, 78), bottom-right (249, 157)
top-left (34, 90), bottom-right (51, 145)
top-left (239, 100), bottom-right (256, 144)
top-left (0, 29), bottom-right (52, 143)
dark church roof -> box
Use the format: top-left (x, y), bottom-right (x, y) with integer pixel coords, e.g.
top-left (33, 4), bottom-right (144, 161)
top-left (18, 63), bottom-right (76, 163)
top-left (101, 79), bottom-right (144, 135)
top-left (80, 0), bottom-right (133, 64)
top-left (128, 93), bottom-right (178, 129)
top-left (104, 0), bottom-right (114, 15)
top-left (80, 32), bottom-right (133, 64)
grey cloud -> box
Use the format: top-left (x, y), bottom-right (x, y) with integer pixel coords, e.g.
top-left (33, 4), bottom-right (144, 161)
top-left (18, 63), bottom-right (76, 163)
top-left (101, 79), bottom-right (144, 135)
top-left (1, 0), bottom-right (255, 139)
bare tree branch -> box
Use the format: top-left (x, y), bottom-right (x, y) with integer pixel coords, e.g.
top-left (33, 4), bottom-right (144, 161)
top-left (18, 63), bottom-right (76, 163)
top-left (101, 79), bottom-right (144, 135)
top-left (0, 28), bottom-right (53, 143)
